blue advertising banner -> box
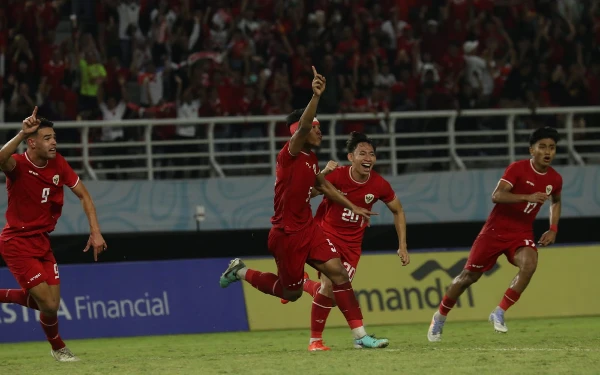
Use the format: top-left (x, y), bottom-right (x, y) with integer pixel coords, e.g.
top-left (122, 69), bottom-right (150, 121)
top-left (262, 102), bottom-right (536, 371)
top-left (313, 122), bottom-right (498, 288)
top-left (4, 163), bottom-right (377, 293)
top-left (0, 259), bottom-right (248, 343)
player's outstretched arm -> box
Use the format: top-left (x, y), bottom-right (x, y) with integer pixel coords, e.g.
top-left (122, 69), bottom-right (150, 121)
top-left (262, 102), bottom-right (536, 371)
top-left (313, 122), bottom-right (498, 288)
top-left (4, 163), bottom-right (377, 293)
top-left (310, 161), bottom-right (339, 198)
top-left (539, 192), bottom-right (561, 246)
top-left (385, 197), bottom-right (410, 266)
top-left (71, 182), bottom-right (107, 261)
top-left (315, 173), bottom-right (377, 225)
top-left (0, 106), bottom-right (41, 172)
top-left (492, 180), bottom-right (547, 204)
top-left (289, 66), bottom-right (326, 155)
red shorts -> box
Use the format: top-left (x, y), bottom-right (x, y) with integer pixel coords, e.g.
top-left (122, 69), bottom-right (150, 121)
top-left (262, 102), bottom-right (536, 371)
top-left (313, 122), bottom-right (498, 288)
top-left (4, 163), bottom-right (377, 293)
top-left (317, 236), bottom-right (361, 282)
top-left (465, 232), bottom-right (537, 272)
top-left (268, 221), bottom-right (340, 290)
top-left (0, 233), bottom-right (60, 290)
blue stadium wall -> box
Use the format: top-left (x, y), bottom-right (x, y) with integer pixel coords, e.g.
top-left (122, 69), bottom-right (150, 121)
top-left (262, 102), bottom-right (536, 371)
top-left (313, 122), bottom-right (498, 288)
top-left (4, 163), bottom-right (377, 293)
top-left (0, 165), bottom-right (598, 234)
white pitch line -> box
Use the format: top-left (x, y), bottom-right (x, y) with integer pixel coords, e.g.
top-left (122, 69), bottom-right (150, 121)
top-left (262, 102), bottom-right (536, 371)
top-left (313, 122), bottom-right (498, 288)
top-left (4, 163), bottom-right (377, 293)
top-left (385, 348), bottom-right (598, 352)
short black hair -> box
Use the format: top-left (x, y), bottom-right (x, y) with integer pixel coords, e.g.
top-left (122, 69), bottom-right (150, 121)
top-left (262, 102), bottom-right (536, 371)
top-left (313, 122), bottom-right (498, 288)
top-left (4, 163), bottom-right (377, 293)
top-left (346, 131), bottom-right (376, 154)
top-left (529, 126), bottom-right (559, 146)
top-left (27, 117), bottom-right (54, 139)
top-left (286, 108), bottom-right (305, 128)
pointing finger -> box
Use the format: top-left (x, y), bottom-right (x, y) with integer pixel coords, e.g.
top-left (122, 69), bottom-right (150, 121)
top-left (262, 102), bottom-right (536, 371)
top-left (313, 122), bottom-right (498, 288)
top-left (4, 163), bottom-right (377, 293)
top-left (311, 65), bottom-right (318, 76)
top-left (32, 106), bottom-right (38, 119)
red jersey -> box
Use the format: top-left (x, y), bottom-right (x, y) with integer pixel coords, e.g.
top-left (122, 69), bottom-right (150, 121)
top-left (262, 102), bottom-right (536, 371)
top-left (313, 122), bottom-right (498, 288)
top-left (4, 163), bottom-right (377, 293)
top-left (315, 166), bottom-right (396, 249)
top-left (271, 141), bottom-right (320, 234)
top-left (1, 152), bottom-right (80, 240)
top-left (481, 159), bottom-right (563, 237)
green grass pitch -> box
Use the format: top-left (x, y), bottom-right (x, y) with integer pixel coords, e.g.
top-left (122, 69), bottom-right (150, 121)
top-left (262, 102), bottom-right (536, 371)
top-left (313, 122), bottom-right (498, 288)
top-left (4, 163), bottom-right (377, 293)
top-left (0, 316), bottom-right (598, 374)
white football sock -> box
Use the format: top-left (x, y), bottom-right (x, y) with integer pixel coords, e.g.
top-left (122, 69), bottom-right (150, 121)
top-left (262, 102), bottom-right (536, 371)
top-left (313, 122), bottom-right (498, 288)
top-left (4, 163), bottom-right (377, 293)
top-left (351, 326), bottom-right (367, 339)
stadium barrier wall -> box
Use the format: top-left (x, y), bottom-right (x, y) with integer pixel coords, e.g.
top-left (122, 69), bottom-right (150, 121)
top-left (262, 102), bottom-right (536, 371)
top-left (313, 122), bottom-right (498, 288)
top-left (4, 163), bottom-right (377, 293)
top-left (0, 246), bottom-right (597, 343)
top-left (0, 259), bottom-right (248, 344)
top-left (0, 166), bottom-right (598, 235)
top-left (242, 245), bottom-right (600, 331)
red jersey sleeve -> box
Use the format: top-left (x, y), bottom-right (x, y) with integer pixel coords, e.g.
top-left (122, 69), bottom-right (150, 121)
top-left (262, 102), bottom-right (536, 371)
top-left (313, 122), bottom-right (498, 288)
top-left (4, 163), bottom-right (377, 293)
top-left (379, 178), bottom-right (396, 203)
top-left (553, 173), bottom-right (563, 196)
top-left (2, 154), bottom-right (22, 181)
top-left (58, 154), bottom-right (80, 189)
top-left (277, 141), bottom-right (297, 168)
top-left (500, 161), bottom-right (522, 188)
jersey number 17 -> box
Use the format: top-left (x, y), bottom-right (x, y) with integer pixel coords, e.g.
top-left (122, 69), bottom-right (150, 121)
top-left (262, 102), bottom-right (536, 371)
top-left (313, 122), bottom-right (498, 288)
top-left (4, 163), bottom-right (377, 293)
top-left (524, 202), bottom-right (537, 214)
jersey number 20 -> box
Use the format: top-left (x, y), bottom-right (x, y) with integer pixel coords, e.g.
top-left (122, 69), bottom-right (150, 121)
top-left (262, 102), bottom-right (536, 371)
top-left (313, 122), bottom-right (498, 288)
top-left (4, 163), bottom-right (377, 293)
top-left (41, 188), bottom-right (50, 203)
top-left (341, 208), bottom-right (360, 223)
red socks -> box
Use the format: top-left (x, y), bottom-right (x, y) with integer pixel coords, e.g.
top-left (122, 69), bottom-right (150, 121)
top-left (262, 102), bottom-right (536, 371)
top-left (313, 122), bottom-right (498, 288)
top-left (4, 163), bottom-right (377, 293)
top-left (244, 269), bottom-right (285, 298)
top-left (310, 293), bottom-right (333, 339)
top-left (438, 295), bottom-right (456, 316)
top-left (1, 290), bottom-right (65, 350)
top-left (0, 289), bottom-right (40, 310)
top-left (499, 288), bottom-right (521, 311)
top-left (332, 282), bottom-right (363, 327)
top-left (40, 313), bottom-right (65, 351)
top-left (303, 280), bottom-right (321, 298)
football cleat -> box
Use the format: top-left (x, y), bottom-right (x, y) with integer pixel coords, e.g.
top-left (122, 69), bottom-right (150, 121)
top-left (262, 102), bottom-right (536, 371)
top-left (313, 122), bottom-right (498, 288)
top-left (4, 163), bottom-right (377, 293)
top-left (51, 347), bottom-right (80, 362)
top-left (427, 312), bottom-right (446, 342)
top-left (489, 308), bottom-right (508, 333)
top-left (219, 258), bottom-right (246, 288)
top-left (308, 340), bottom-right (331, 351)
top-left (354, 335), bottom-right (389, 349)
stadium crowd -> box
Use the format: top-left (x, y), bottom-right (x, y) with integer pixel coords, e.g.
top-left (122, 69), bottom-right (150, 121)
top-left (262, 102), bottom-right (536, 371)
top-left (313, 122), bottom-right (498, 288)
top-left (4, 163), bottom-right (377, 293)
top-left (0, 0), bottom-right (599, 177)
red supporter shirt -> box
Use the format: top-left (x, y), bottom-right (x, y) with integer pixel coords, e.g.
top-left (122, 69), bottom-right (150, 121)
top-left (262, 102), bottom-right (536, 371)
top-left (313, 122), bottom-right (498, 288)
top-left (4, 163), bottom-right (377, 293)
top-left (315, 166), bottom-right (396, 250)
top-left (481, 159), bottom-right (562, 237)
top-left (271, 141), bottom-right (320, 233)
top-left (1, 152), bottom-right (80, 240)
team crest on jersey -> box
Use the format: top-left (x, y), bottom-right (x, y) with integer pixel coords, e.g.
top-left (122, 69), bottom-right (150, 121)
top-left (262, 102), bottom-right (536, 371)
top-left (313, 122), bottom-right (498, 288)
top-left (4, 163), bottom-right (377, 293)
top-left (546, 185), bottom-right (552, 195)
top-left (365, 194), bottom-right (374, 204)
top-left (53, 175), bottom-right (60, 185)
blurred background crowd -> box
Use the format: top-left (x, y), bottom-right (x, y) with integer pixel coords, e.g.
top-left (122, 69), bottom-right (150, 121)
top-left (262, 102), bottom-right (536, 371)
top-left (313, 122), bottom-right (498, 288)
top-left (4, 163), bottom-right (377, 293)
top-left (0, 0), bottom-right (599, 177)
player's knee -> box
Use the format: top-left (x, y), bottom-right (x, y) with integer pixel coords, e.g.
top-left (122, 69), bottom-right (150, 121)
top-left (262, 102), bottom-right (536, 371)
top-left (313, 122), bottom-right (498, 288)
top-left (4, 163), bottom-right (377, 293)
top-left (319, 280), bottom-right (334, 299)
top-left (320, 259), bottom-right (350, 285)
top-left (283, 288), bottom-right (302, 302)
top-left (328, 270), bottom-right (350, 285)
top-left (455, 270), bottom-right (482, 286)
top-left (519, 260), bottom-right (537, 278)
top-left (39, 298), bottom-right (60, 315)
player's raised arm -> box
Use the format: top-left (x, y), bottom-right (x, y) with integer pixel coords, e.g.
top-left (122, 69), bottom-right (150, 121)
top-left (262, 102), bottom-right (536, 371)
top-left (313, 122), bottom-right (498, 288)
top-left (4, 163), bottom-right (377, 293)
top-left (289, 66), bottom-right (326, 155)
top-left (0, 106), bottom-right (41, 172)
top-left (385, 197), bottom-right (409, 266)
top-left (538, 191), bottom-right (561, 246)
top-left (315, 173), bottom-right (377, 225)
top-left (70, 182), bottom-right (107, 261)
top-left (492, 180), bottom-right (547, 204)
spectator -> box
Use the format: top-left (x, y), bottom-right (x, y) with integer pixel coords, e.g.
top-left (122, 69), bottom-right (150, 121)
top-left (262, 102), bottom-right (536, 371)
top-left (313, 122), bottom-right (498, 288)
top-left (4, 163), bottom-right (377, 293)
top-left (1, 0), bottom-right (599, 178)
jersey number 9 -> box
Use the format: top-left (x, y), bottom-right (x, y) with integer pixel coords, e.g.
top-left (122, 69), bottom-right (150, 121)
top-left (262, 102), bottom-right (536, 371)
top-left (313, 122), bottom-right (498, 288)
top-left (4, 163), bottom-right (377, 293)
top-left (41, 188), bottom-right (50, 203)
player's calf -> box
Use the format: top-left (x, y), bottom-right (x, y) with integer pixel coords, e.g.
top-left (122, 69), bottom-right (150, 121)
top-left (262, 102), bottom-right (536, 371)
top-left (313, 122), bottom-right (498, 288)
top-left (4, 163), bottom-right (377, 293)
top-left (0, 289), bottom-right (40, 310)
top-left (313, 259), bottom-right (389, 346)
top-left (220, 258), bottom-right (296, 300)
top-left (29, 284), bottom-right (68, 353)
